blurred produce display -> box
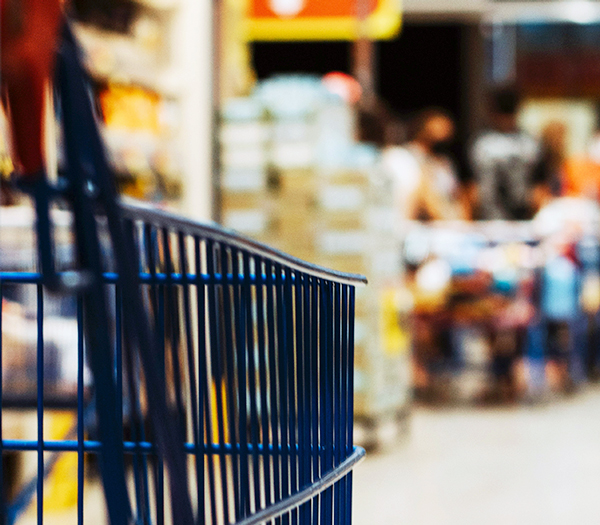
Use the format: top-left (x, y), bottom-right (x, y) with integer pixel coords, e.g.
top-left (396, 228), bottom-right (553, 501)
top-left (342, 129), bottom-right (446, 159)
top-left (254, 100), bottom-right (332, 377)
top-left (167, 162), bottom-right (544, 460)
top-left (404, 200), bottom-right (600, 405)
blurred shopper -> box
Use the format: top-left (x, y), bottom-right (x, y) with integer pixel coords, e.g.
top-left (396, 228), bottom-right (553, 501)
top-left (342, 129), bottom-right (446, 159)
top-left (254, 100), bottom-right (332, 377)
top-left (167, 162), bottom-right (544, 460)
top-left (357, 97), bottom-right (394, 146)
top-left (532, 121), bottom-right (567, 211)
top-left (383, 108), bottom-right (469, 223)
top-left (468, 88), bottom-right (541, 402)
top-left (563, 127), bottom-right (600, 200)
top-left (470, 88), bottom-right (540, 220)
top-left (384, 109), bottom-right (471, 401)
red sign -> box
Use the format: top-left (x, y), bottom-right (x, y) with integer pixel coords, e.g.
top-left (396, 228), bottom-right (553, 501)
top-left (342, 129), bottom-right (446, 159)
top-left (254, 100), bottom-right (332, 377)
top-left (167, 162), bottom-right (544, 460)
top-left (251, 0), bottom-right (378, 18)
top-left (245, 0), bottom-right (401, 41)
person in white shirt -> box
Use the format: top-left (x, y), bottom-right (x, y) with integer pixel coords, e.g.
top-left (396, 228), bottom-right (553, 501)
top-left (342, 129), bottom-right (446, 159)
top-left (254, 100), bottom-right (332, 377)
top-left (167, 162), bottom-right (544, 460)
top-left (383, 108), bottom-right (469, 224)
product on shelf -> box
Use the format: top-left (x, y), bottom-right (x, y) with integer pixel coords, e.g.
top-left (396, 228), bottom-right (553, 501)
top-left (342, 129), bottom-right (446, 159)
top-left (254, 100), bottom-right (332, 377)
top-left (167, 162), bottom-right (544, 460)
top-left (71, 0), bottom-right (183, 205)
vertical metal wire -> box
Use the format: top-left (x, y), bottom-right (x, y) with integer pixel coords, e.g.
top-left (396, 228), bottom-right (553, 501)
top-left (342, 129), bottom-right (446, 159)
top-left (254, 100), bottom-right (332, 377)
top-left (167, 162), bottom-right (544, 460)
top-left (77, 296), bottom-right (84, 525)
top-left (319, 280), bottom-right (327, 525)
top-left (145, 224), bottom-right (164, 525)
top-left (320, 281), bottom-right (334, 525)
top-left (265, 261), bottom-right (281, 524)
top-left (232, 249), bottom-right (251, 518)
top-left (57, 36), bottom-right (134, 525)
top-left (285, 269), bottom-right (298, 525)
top-left (177, 232), bottom-right (202, 522)
top-left (333, 283), bottom-right (342, 525)
top-left (219, 244), bottom-right (242, 522)
top-left (340, 285), bottom-right (349, 525)
top-left (205, 240), bottom-right (231, 524)
top-left (114, 283), bottom-right (123, 449)
top-left (195, 237), bottom-right (217, 525)
top-left (295, 272), bottom-right (309, 525)
top-left (123, 331), bottom-right (151, 525)
top-left (125, 221), bottom-right (153, 525)
top-left (254, 258), bottom-right (272, 522)
top-left (36, 284), bottom-right (44, 525)
top-left (310, 277), bottom-right (320, 525)
top-left (135, 221), bottom-right (152, 524)
top-left (302, 274), bottom-right (314, 525)
top-left (154, 227), bottom-right (168, 524)
top-left (326, 281), bottom-right (335, 524)
top-left (123, 333), bottom-right (144, 524)
top-left (346, 287), bottom-right (356, 525)
top-left (0, 281), bottom-right (4, 525)
top-left (275, 265), bottom-right (290, 525)
top-left (242, 252), bottom-right (262, 516)
top-left (162, 229), bottom-right (187, 446)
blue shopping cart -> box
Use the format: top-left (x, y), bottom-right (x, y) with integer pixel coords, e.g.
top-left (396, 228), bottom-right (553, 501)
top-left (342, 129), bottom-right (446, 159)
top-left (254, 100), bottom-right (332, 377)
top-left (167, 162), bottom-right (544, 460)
top-left (0, 21), bottom-right (365, 525)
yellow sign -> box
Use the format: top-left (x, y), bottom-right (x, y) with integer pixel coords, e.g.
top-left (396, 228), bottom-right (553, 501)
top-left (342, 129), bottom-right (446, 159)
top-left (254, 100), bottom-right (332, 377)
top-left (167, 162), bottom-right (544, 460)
top-left (381, 287), bottom-right (411, 357)
top-left (244, 0), bottom-right (402, 41)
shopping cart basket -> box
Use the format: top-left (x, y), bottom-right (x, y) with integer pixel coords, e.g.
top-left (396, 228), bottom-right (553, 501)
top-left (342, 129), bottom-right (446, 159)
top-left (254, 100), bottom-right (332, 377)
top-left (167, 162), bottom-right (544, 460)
top-left (0, 20), bottom-right (366, 525)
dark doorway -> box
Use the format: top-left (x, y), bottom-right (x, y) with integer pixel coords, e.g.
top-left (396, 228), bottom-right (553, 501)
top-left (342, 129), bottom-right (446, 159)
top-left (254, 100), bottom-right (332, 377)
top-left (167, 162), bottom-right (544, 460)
top-left (252, 41), bottom-right (351, 79)
top-left (251, 23), bottom-right (474, 178)
top-left (378, 23), bottom-right (470, 179)
top-left (379, 24), bottom-right (462, 121)
top-left (251, 24), bottom-right (464, 120)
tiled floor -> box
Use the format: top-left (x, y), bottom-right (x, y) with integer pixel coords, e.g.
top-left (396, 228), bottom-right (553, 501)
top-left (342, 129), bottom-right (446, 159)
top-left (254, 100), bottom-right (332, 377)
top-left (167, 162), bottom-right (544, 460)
top-left (353, 387), bottom-right (600, 525)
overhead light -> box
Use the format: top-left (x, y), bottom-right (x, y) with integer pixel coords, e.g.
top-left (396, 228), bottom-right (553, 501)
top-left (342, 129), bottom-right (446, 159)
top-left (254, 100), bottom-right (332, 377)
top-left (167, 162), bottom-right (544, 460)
top-left (488, 1), bottom-right (600, 25)
top-left (563, 0), bottom-right (598, 24)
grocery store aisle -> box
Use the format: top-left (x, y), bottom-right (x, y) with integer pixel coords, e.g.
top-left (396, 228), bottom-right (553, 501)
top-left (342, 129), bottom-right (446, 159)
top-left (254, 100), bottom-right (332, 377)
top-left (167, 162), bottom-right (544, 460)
top-left (352, 387), bottom-right (600, 525)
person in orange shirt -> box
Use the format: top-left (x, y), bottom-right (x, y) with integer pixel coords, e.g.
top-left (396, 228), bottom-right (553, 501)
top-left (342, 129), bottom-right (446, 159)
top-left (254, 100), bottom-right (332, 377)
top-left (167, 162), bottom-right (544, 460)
top-left (562, 129), bottom-right (600, 200)
top-left (531, 121), bottom-right (567, 210)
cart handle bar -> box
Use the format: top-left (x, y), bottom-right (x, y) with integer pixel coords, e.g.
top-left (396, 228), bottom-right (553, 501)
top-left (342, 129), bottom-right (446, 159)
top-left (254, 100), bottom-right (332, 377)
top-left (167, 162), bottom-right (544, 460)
top-left (120, 200), bottom-right (368, 287)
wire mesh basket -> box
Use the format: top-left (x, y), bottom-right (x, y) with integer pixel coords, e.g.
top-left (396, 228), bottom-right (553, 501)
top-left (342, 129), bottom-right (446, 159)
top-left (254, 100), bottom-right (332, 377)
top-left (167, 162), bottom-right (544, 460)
top-left (0, 20), bottom-right (365, 525)
top-left (1, 202), bottom-right (366, 525)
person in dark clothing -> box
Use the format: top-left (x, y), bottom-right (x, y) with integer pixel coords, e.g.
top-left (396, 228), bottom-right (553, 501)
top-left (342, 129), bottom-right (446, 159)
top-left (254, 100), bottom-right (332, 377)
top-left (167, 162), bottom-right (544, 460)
top-left (470, 88), bottom-right (540, 220)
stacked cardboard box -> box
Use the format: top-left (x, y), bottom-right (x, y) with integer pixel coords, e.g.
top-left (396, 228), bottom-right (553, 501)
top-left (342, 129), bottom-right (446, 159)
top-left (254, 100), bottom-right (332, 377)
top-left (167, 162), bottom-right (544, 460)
top-left (313, 157), bottom-right (411, 446)
top-left (269, 169), bottom-right (317, 260)
top-left (220, 97), bottom-right (274, 245)
top-left (220, 76), bottom-right (411, 447)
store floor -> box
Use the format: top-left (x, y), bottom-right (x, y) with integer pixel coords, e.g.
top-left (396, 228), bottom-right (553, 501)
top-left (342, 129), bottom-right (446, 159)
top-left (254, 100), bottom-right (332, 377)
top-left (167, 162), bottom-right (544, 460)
top-left (352, 386), bottom-right (600, 525)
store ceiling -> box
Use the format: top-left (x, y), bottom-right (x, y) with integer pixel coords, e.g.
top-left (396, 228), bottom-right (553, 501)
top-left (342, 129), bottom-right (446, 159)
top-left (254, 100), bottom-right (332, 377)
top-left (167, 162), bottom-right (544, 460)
top-left (403, 0), bottom-right (600, 24)
top-left (489, 1), bottom-right (600, 24)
